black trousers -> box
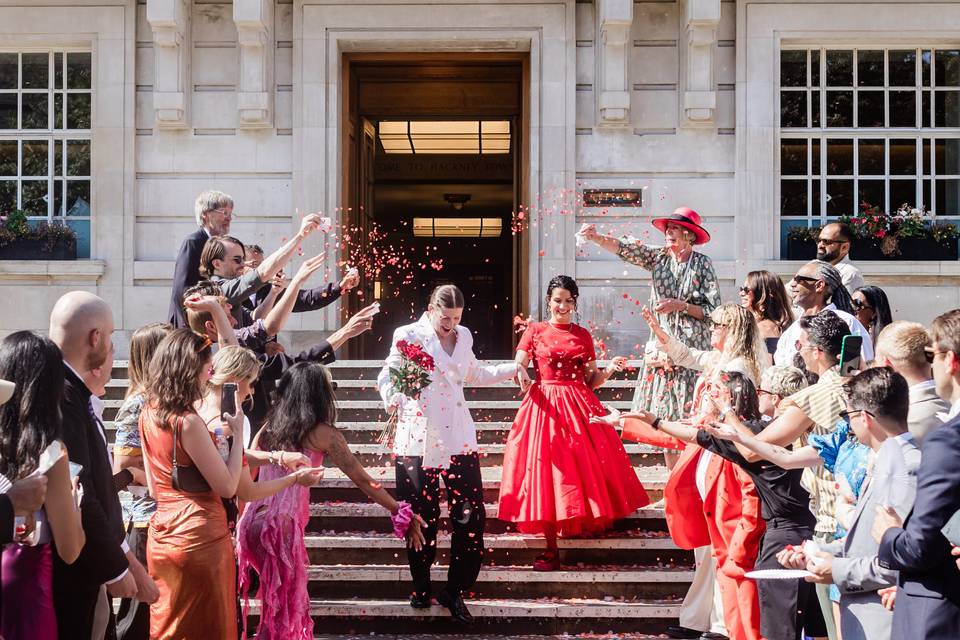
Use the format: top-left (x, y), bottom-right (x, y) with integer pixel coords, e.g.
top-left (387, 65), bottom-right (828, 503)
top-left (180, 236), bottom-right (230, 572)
top-left (114, 525), bottom-right (150, 640)
top-left (395, 454), bottom-right (485, 599)
top-left (756, 520), bottom-right (828, 640)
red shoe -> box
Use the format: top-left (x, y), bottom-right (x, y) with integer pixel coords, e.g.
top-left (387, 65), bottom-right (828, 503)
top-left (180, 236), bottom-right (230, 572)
top-left (533, 551), bottom-right (561, 571)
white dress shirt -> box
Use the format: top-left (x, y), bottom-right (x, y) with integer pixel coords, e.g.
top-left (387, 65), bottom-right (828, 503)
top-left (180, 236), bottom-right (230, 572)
top-left (774, 303), bottom-right (874, 367)
top-left (835, 256), bottom-right (865, 295)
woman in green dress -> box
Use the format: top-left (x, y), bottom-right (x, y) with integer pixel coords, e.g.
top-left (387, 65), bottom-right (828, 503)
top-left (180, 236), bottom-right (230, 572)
top-left (581, 207), bottom-right (720, 470)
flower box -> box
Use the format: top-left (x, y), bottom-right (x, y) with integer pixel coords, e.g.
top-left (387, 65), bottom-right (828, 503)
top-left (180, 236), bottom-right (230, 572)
top-left (786, 235), bottom-right (958, 261)
top-left (0, 237), bottom-right (77, 260)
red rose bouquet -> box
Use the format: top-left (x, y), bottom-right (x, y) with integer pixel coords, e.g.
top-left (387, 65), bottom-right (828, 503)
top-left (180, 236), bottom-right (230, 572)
top-left (378, 340), bottom-right (435, 445)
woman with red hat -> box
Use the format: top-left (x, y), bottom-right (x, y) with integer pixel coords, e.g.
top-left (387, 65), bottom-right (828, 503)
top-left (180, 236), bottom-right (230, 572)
top-left (581, 206), bottom-right (721, 472)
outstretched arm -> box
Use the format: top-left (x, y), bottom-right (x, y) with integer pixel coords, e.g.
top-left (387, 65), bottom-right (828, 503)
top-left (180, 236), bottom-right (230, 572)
top-left (705, 421), bottom-right (822, 469)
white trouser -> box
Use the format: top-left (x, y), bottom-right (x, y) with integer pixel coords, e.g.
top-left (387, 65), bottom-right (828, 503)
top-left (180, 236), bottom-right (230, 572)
top-left (678, 545), bottom-right (728, 635)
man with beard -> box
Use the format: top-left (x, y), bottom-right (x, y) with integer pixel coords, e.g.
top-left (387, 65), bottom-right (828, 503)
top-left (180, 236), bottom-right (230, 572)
top-left (168, 190), bottom-right (234, 327)
top-left (49, 292), bottom-right (158, 639)
top-left (816, 223), bottom-right (864, 295)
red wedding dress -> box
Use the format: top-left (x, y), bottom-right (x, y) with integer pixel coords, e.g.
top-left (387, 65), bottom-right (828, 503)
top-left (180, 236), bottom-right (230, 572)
top-left (498, 322), bottom-right (650, 535)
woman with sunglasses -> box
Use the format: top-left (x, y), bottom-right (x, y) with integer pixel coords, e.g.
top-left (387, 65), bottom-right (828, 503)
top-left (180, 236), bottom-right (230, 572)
top-left (852, 286), bottom-right (893, 345)
top-left (739, 270), bottom-right (794, 358)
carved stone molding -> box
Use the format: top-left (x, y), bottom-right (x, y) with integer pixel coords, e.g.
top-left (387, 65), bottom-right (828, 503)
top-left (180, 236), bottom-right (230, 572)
top-left (146, 0), bottom-right (190, 129)
top-left (596, 0), bottom-right (633, 127)
top-left (234, 0), bottom-right (274, 129)
top-left (680, 0), bottom-right (720, 128)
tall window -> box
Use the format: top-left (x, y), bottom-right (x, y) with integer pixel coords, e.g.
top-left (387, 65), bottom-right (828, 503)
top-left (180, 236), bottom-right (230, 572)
top-left (0, 51), bottom-right (92, 257)
top-left (779, 47), bottom-right (960, 244)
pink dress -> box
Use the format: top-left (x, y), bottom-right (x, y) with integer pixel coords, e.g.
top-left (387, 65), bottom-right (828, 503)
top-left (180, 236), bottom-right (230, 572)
top-left (236, 449), bottom-right (324, 640)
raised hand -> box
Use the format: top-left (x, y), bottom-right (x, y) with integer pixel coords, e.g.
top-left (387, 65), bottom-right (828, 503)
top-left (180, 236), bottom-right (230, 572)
top-left (578, 223), bottom-right (600, 243)
top-left (654, 298), bottom-right (687, 315)
top-left (342, 304), bottom-right (378, 339)
top-left (292, 252), bottom-right (326, 286)
top-left (704, 421), bottom-right (741, 442)
top-left (339, 267), bottom-right (360, 292)
top-left (297, 213), bottom-right (324, 239)
top-left (222, 387), bottom-right (245, 443)
top-left (183, 294), bottom-right (225, 315)
top-left (640, 306), bottom-right (670, 343)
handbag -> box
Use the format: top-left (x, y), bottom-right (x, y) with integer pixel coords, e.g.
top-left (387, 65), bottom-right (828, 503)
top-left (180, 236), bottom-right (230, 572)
top-left (170, 415), bottom-right (212, 493)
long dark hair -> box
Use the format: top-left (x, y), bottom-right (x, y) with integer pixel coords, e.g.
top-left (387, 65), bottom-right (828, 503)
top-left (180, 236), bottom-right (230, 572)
top-left (546, 275), bottom-right (579, 301)
top-left (744, 270), bottom-right (794, 331)
top-left (854, 285), bottom-right (893, 339)
top-left (0, 331), bottom-right (65, 481)
top-left (145, 328), bottom-right (213, 429)
top-left (719, 371), bottom-right (762, 422)
top-left (258, 362), bottom-right (338, 451)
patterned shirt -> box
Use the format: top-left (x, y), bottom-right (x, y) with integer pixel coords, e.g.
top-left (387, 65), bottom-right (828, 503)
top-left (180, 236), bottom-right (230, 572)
top-left (782, 367), bottom-right (846, 534)
top-left (113, 392), bottom-right (156, 526)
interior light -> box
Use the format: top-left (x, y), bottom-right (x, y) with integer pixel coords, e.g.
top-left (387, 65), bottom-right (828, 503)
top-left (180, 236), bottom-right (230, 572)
top-left (412, 217), bottom-right (503, 238)
top-left (378, 120), bottom-right (511, 155)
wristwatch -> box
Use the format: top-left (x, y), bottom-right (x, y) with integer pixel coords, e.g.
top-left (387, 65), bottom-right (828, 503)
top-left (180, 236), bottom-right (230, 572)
top-left (651, 417), bottom-right (662, 430)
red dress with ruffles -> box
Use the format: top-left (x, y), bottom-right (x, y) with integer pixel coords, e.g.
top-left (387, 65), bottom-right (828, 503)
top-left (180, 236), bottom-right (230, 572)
top-left (498, 322), bottom-right (650, 535)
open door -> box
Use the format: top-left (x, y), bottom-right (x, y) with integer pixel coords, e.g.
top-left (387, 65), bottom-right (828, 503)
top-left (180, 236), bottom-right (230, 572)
top-left (342, 117), bottom-right (377, 358)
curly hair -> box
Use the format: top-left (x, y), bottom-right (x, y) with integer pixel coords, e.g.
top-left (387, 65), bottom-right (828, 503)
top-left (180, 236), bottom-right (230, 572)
top-left (710, 303), bottom-right (768, 384)
top-left (145, 328), bottom-right (213, 429)
top-left (257, 362), bottom-right (338, 452)
top-left (0, 332), bottom-right (65, 481)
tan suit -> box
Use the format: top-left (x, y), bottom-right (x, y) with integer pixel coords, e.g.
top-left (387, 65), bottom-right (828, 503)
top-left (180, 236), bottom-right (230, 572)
top-left (908, 381), bottom-right (950, 443)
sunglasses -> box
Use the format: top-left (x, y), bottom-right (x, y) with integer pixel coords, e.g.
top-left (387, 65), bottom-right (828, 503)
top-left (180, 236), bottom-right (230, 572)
top-left (792, 274), bottom-right (820, 285)
top-left (816, 237), bottom-right (846, 246)
top-left (757, 388), bottom-right (774, 396)
top-left (851, 299), bottom-right (872, 311)
top-left (738, 286), bottom-right (751, 295)
top-left (839, 408), bottom-right (874, 426)
top-left (924, 346), bottom-right (947, 364)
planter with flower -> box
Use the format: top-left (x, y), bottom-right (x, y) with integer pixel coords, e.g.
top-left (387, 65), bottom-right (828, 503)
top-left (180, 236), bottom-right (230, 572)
top-left (0, 210), bottom-right (77, 260)
top-left (378, 340), bottom-right (435, 446)
top-left (785, 203), bottom-right (959, 261)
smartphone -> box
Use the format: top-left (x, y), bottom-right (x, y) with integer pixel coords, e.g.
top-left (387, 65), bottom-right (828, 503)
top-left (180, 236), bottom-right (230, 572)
top-left (943, 508), bottom-right (960, 547)
top-left (221, 382), bottom-right (238, 419)
top-left (839, 334), bottom-right (864, 376)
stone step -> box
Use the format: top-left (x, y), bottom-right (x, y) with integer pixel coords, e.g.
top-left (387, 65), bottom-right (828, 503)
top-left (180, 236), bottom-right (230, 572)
top-left (299, 565), bottom-right (693, 600)
top-left (342, 443), bottom-right (664, 468)
top-left (243, 597), bottom-right (681, 635)
top-left (309, 466), bottom-right (667, 511)
top-left (305, 532), bottom-right (691, 566)
top-left (101, 378), bottom-right (639, 401)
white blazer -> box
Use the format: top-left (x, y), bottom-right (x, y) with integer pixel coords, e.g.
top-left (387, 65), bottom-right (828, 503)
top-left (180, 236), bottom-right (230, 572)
top-left (377, 314), bottom-right (518, 468)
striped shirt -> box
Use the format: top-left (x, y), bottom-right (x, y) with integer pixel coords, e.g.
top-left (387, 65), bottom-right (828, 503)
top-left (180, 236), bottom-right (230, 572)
top-left (782, 367), bottom-right (846, 535)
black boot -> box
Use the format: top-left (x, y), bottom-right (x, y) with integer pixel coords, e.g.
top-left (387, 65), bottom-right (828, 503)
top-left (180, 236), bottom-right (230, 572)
top-left (409, 591), bottom-right (432, 609)
top-left (437, 588), bottom-right (474, 624)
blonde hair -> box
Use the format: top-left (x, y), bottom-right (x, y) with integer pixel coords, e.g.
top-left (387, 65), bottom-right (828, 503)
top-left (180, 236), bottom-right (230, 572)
top-left (876, 321), bottom-right (931, 370)
top-left (761, 365), bottom-right (808, 398)
top-left (710, 303), bottom-right (767, 384)
top-left (210, 345), bottom-right (261, 388)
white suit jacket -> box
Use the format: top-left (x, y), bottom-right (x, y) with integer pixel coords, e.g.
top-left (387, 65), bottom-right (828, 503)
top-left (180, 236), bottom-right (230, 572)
top-left (377, 314), bottom-right (518, 468)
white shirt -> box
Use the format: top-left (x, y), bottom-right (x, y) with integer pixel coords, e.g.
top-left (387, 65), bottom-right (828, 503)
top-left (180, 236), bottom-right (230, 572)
top-left (948, 398), bottom-right (960, 422)
top-left (773, 303), bottom-right (874, 367)
top-left (695, 449), bottom-right (714, 501)
top-left (835, 256), bottom-right (865, 295)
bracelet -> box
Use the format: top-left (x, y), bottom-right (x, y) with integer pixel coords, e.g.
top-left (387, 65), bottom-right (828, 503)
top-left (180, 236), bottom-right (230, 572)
top-left (684, 301), bottom-right (691, 314)
top-left (651, 417), bottom-right (662, 430)
top-left (721, 406), bottom-right (734, 418)
top-left (391, 501), bottom-right (415, 539)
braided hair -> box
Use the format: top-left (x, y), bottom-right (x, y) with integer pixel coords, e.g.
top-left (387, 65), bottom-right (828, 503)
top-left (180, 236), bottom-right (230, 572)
top-left (812, 260), bottom-right (854, 314)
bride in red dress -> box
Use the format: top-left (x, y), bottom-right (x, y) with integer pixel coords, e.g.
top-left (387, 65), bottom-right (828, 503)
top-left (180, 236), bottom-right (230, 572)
top-left (498, 275), bottom-right (650, 570)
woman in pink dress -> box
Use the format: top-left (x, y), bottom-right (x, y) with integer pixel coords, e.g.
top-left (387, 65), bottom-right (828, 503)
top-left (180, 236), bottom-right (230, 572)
top-left (498, 275), bottom-right (650, 570)
top-left (236, 362), bottom-right (424, 639)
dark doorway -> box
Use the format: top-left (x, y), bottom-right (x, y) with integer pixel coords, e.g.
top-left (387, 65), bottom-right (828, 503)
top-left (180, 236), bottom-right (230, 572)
top-left (342, 55), bottom-right (526, 359)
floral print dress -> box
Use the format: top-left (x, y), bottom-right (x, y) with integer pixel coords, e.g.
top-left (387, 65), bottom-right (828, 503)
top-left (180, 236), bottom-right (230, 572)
top-left (616, 239), bottom-right (721, 421)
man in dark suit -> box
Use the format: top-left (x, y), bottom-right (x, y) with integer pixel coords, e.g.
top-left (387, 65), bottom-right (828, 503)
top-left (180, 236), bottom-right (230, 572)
top-left (49, 292), bottom-right (158, 639)
top-left (167, 190), bottom-right (234, 327)
top-left (874, 309), bottom-right (960, 639)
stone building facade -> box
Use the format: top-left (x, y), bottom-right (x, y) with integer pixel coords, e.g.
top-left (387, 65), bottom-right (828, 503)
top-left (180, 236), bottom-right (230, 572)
top-left (1, 0), bottom-right (958, 356)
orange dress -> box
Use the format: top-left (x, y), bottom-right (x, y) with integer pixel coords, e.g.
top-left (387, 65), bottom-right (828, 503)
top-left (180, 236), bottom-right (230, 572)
top-left (140, 406), bottom-right (238, 640)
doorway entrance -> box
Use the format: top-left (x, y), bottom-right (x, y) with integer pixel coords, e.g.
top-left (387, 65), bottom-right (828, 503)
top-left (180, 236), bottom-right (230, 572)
top-left (342, 54), bottom-right (527, 359)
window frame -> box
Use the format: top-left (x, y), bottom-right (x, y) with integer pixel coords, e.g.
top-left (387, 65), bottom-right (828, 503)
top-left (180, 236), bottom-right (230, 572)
top-left (777, 45), bottom-right (960, 230)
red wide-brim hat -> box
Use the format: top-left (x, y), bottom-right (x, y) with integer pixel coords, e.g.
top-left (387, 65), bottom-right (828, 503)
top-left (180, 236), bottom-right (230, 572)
top-left (651, 207), bottom-right (711, 245)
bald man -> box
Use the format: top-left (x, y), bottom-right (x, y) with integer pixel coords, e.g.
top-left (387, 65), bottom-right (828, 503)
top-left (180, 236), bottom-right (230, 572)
top-left (49, 292), bottom-right (157, 640)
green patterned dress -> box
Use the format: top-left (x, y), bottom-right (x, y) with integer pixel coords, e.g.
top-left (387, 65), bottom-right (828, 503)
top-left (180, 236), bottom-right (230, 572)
top-left (616, 239), bottom-right (721, 421)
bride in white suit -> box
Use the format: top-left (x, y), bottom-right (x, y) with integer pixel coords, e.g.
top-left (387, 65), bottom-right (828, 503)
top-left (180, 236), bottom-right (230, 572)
top-left (376, 284), bottom-right (527, 624)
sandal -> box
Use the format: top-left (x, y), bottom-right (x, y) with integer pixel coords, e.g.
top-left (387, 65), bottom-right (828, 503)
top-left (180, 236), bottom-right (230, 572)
top-left (533, 550), bottom-right (561, 571)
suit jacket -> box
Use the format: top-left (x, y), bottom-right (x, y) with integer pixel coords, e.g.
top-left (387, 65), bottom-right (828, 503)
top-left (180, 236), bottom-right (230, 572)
top-left (878, 417), bottom-right (960, 640)
top-left (664, 445), bottom-right (714, 550)
top-left (243, 282), bottom-right (343, 315)
top-left (908, 382), bottom-right (950, 443)
top-left (248, 339), bottom-right (337, 433)
top-left (53, 367), bottom-right (128, 637)
top-left (168, 227), bottom-right (209, 327)
top-left (376, 314), bottom-right (517, 468)
top-left (830, 434), bottom-right (920, 640)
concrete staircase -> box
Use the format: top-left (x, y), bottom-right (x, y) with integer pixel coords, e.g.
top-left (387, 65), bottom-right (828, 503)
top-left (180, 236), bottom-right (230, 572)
top-left (106, 360), bottom-right (689, 636)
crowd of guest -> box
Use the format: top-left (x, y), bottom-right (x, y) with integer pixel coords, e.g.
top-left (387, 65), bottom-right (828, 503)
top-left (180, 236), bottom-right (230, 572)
top-left (0, 191), bottom-right (957, 640)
